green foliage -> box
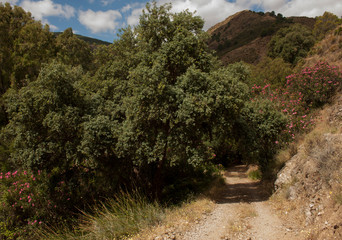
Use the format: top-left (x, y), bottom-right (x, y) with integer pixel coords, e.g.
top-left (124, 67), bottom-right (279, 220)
top-left (2, 62), bottom-right (84, 171)
top-left (11, 22), bottom-right (55, 89)
top-left (239, 99), bottom-right (288, 172)
top-left (268, 24), bottom-right (315, 64)
top-left (40, 190), bottom-right (164, 240)
top-left (0, 169), bottom-right (72, 239)
top-left (88, 2), bottom-right (248, 199)
top-left (250, 57), bottom-right (293, 88)
top-left (0, 3), bottom-right (55, 93)
top-left (3, 2), bottom-right (336, 238)
top-left (313, 11), bottom-right (341, 40)
top-left (224, 62), bottom-right (251, 83)
top-left (54, 32), bottom-right (111, 46)
top-left (55, 28), bottom-right (93, 71)
top-left (248, 169), bottom-right (262, 180)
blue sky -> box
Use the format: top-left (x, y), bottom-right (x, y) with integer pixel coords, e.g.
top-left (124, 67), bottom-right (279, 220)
top-left (1, 0), bottom-right (342, 43)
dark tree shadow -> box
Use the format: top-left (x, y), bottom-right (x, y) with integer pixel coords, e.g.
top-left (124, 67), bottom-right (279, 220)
top-left (215, 165), bottom-right (271, 204)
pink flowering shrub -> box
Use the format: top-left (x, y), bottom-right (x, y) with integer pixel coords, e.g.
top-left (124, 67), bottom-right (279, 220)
top-left (0, 169), bottom-right (72, 239)
top-left (251, 62), bottom-right (342, 142)
top-left (286, 62), bottom-right (342, 108)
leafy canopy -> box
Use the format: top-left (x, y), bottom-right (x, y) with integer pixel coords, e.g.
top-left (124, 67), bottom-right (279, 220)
top-left (313, 11), bottom-right (341, 40)
top-left (268, 24), bottom-right (315, 64)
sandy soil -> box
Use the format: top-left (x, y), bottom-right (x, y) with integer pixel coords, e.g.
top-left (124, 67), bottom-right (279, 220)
top-left (180, 165), bottom-right (303, 240)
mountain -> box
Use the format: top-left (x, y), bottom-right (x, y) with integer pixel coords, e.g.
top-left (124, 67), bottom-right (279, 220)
top-left (53, 32), bottom-right (111, 46)
top-left (208, 10), bottom-right (316, 65)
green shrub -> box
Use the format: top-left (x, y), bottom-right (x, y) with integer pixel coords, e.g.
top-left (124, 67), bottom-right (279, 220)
top-left (239, 99), bottom-right (288, 172)
top-left (268, 24), bottom-right (315, 64)
top-left (314, 12), bottom-right (341, 40)
top-left (248, 170), bottom-right (262, 180)
top-left (0, 169), bottom-right (71, 239)
top-left (249, 57), bottom-right (293, 88)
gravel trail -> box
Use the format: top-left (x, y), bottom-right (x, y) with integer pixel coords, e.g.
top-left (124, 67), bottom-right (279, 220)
top-left (181, 165), bottom-right (302, 240)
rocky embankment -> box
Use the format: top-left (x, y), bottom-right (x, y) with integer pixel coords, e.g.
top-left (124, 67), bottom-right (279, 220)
top-left (274, 94), bottom-right (342, 239)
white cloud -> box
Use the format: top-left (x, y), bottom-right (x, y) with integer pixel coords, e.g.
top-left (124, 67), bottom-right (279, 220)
top-left (277, 0), bottom-right (342, 17)
top-left (121, 4), bottom-right (132, 13)
top-left (101, 0), bottom-right (115, 6)
top-left (48, 23), bottom-right (58, 31)
top-left (256, 0), bottom-right (288, 11)
top-left (155, 0), bottom-right (245, 30)
top-left (20, 0), bottom-right (75, 20)
top-left (152, 0), bottom-right (342, 30)
top-left (127, 7), bottom-right (144, 26)
top-left (122, 2), bottom-right (146, 27)
top-left (78, 9), bottom-right (122, 33)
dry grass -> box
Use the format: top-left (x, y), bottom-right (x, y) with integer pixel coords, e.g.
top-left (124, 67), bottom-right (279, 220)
top-left (39, 190), bottom-right (165, 240)
top-left (303, 24), bottom-right (342, 69)
top-left (132, 197), bottom-right (215, 240)
top-left (131, 175), bottom-right (226, 239)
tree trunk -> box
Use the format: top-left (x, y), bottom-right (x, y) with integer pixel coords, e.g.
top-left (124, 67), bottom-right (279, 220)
top-left (152, 139), bottom-right (168, 201)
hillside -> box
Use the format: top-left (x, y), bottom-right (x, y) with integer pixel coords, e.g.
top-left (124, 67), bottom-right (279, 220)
top-left (273, 93), bottom-right (342, 239)
top-left (53, 32), bottom-right (111, 46)
top-left (208, 10), bottom-right (315, 65)
top-left (301, 25), bottom-right (342, 69)
top-left (271, 26), bottom-right (342, 240)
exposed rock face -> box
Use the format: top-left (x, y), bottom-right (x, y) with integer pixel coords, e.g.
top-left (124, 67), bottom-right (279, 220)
top-left (274, 94), bottom-right (342, 239)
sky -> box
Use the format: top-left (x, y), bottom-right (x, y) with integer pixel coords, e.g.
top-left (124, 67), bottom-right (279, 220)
top-left (1, 0), bottom-right (342, 43)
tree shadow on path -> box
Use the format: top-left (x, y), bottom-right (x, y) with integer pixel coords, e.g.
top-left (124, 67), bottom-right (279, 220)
top-left (215, 165), bottom-right (270, 204)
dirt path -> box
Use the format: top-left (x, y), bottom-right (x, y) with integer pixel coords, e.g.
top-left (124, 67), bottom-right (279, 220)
top-left (180, 165), bottom-right (301, 240)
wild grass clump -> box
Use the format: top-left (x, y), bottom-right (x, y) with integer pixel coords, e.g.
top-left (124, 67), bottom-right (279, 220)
top-left (248, 170), bottom-right (262, 180)
top-left (41, 190), bottom-right (165, 240)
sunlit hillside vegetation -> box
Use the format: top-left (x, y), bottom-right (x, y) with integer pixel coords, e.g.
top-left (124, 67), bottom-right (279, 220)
top-left (0, 2), bottom-right (342, 239)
